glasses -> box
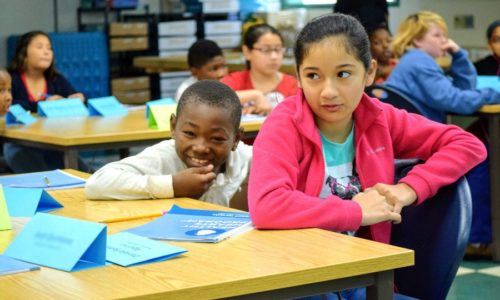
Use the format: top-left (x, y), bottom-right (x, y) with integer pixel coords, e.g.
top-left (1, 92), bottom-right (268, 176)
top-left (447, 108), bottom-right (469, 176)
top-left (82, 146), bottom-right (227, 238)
top-left (252, 47), bottom-right (286, 56)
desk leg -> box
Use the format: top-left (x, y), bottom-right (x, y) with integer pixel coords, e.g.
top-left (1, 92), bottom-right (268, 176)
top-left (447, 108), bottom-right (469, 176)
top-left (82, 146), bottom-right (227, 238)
top-left (63, 150), bottom-right (79, 169)
top-left (366, 270), bottom-right (393, 300)
top-left (489, 115), bottom-right (500, 261)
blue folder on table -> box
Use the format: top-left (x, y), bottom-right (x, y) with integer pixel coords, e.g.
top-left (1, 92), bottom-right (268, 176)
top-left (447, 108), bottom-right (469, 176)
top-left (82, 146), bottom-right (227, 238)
top-left (4, 213), bottom-right (107, 272)
top-left (106, 232), bottom-right (187, 267)
top-left (4, 187), bottom-right (63, 216)
top-left (0, 169), bottom-right (85, 190)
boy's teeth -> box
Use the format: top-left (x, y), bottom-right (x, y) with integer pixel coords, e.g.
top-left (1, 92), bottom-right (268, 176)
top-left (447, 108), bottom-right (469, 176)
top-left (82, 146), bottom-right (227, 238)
top-left (192, 158), bottom-right (208, 164)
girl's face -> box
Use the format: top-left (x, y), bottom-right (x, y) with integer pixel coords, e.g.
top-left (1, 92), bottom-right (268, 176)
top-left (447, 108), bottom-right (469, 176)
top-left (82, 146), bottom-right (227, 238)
top-left (370, 28), bottom-right (393, 64)
top-left (243, 32), bottom-right (284, 76)
top-left (488, 26), bottom-right (500, 57)
top-left (25, 34), bottom-right (53, 71)
top-left (413, 24), bottom-right (448, 58)
top-left (298, 37), bottom-right (375, 132)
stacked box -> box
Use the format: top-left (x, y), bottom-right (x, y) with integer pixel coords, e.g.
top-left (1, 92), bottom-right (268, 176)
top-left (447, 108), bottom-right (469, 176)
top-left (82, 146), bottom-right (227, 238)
top-left (160, 71), bottom-right (191, 99)
top-left (109, 22), bottom-right (149, 52)
top-left (112, 76), bottom-right (151, 104)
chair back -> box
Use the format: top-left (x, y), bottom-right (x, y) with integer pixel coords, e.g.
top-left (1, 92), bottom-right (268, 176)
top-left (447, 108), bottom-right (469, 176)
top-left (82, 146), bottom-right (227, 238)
top-left (366, 85), bottom-right (422, 115)
top-left (391, 159), bottom-right (472, 300)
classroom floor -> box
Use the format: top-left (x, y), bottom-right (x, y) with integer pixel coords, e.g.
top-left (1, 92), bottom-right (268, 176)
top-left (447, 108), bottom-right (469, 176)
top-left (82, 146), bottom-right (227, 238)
top-left (448, 259), bottom-right (499, 299)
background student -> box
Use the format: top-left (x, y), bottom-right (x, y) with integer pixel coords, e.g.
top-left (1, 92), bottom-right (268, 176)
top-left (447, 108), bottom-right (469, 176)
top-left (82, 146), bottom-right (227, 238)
top-left (175, 39), bottom-right (228, 101)
top-left (0, 68), bottom-right (12, 116)
top-left (5, 30), bottom-right (86, 173)
top-left (474, 20), bottom-right (500, 76)
top-left (385, 11), bottom-right (500, 123)
top-left (248, 13), bottom-right (486, 298)
top-left (368, 23), bottom-right (397, 84)
top-left (86, 80), bottom-right (252, 210)
top-left (221, 23), bottom-right (298, 115)
top-left (8, 30), bottom-right (84, 112)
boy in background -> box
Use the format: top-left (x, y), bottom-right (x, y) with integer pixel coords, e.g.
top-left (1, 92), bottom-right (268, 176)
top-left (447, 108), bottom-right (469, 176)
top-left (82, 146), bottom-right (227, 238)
top-left (474, 20), bottom-right (500, 76)
top-left (0, 68), bottom-right (12, 116)
top-left (175, 39), bottom-right (228, 101)
top-left (86, 80), bottom-right (252, 210)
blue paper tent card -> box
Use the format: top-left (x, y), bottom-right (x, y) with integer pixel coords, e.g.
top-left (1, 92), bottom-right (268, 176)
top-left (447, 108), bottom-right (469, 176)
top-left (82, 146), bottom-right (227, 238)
top-left (476, 75), bottom-right (500, 92)
top-left (127, 205), bottom-right (253, 243)
top-left (5, 104), bottom-right (36, 126)
top-left (0, 254), bottom-right (40, 276)
top-left (106, 232), bottom-right (187, 267)
top-left (4, 213), bottom-right (107, 272)
top-left (4, 187), bottom-right (63, 217)
top-left (146, 98), bottom-right (176, 118)
top-left (0, 169), bottom-right (86, 190)
top-left (88, 96), bottom-right (128, 117)
top-left (37, 98), bottom-right (89, 118)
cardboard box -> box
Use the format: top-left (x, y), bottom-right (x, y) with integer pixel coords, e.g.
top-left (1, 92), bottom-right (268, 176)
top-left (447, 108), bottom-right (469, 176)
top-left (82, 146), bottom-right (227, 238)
top-left (110, 37), bottom-right (148, 52)
top-left (113, 89), bottom-right (151, 104)
top-left (112, 76), bottom-right (150, 92)
top-left (109, 22), bottom-right (148, 36)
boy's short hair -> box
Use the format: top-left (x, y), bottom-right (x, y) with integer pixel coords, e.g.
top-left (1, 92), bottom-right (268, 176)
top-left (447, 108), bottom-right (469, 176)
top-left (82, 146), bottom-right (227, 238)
top-left (177, 80), bottom-right (242, 131)
top-left (486, 20), bottom-right (500, 40)
top-left (187, 39), bottom-right (223, 69)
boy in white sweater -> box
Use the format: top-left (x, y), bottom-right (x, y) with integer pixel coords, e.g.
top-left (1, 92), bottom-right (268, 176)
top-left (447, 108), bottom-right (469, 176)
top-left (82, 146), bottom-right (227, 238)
top-left (85, 80), bottom-right (252, 209)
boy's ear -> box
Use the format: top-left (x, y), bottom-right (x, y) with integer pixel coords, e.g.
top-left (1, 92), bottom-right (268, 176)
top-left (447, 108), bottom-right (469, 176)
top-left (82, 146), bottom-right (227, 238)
top-left (232, 127), bottom-right (244, 150)
top-left (170, 113), bottom-right (177, 136)
top-left (190, 67), bottom-right (199, 78)
top-left (364, 59), bottom-right (377, 87)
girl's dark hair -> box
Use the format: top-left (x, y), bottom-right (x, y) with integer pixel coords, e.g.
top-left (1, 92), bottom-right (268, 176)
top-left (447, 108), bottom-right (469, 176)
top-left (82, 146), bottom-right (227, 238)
top-left (8, 31), bottom-right (58, 79)
top-left (486, 20), bottom-right (500, 41)
top-left (243, 23), bottom-right (283, 69)
top-left (294, 13), bottom-right (372, 72)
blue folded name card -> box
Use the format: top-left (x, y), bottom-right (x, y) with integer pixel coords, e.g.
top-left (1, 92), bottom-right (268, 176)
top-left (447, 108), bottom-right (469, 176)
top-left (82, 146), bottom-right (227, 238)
top-left (5, 104), bottom-right (36, 126)
top-left (4, 213), bottom-right (107, 272)
top-left (106, 232), bottom-right (187, 267)
top-left (37, 98), bottom-right (89, 118)
top-left (4, 187), bottom-right (63, 217)
top-left (88, 96), bottom-right (128, 117)
top-left (477, 75), bottom-right (500, 92)
top-left (146, 98), bottom-right (176, 118)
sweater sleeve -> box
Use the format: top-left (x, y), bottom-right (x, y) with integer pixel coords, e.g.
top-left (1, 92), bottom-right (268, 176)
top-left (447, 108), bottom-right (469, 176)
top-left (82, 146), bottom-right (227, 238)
top-left (85, 142), bottom-right (176, 200)
top-left (248, 106), bottom-right (363, 232)
top-left (414, 56), bottom-right (500, 115)
top-left (385, 105), bottom-right (487, 203)
top-left (449, 49), bottom-right (477, 89)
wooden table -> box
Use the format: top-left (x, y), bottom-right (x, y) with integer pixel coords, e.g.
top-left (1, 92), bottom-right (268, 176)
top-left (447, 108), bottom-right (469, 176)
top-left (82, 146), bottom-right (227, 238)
top-left (0, 171), bottom-right (413, 299)
top-left (133, 52), bottom-right (297, 76)
top-left (478, 104), bottom-right (500, 261)
top-left (0, 108), bottom-right (262, 169)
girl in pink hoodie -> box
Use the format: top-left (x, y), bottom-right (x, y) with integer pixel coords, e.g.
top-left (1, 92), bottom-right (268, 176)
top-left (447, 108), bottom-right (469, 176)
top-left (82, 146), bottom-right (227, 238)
top-left (248, 13), bottom-right (486, 244)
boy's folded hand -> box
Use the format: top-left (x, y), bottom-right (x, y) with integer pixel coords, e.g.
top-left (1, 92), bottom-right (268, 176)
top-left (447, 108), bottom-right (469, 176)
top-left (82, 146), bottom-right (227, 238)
top-left (172, 165), bottom-right (217, 199)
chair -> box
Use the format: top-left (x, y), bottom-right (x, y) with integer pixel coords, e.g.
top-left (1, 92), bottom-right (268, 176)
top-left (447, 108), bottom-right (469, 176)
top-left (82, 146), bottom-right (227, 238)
top-left (391, 159), bottom-right (472, 300)
top-left (365, 84), bottom-right (422, 115)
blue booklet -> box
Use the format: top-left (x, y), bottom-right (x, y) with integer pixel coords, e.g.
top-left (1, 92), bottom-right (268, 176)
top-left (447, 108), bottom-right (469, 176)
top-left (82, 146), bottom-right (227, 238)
top-left (0, 254), bottom-right (40, 276)
top-left (127, 205), bottom-right (253, 243)
top-left (0, 169), bottom-right (85, 190)
top-left (106, 232), bottom-right (187, 267)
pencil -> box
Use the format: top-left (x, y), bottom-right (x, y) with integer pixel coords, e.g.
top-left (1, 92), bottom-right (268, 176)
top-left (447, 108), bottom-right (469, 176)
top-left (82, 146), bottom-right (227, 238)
top-left (99, 212), bottom-right (164, 223)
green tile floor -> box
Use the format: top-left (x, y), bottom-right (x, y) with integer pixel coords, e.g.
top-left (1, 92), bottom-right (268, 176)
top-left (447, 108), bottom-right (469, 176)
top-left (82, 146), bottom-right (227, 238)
top-left (447, 260), bottom-right (500, 299)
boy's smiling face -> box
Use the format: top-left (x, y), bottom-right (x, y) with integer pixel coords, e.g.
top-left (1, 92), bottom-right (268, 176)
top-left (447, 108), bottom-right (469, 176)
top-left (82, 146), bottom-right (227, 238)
top-left (170, 102), bottom-right (240, 174)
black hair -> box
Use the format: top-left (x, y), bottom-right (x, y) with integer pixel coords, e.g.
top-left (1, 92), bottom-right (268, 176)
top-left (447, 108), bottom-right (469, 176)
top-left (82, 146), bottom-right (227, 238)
top-left (486, 20), bottom-right (500, 41)
top-left (8, 31), bottom-right (58, 80)
top-left (177, 80), bottom-right (242, 132)
top-left (243, 23), bottom-right (283, 69)
top-left (294, 13), bottom-right (372, 72)
top-left (367, 22), bottom-right (390, 39)
top-left (187, 39), bottom-right (223, 69)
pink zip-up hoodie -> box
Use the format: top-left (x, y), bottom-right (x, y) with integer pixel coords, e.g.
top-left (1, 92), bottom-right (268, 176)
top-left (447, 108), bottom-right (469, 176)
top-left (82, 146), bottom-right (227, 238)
top-left (248, 89), bottom-right (486, 244)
